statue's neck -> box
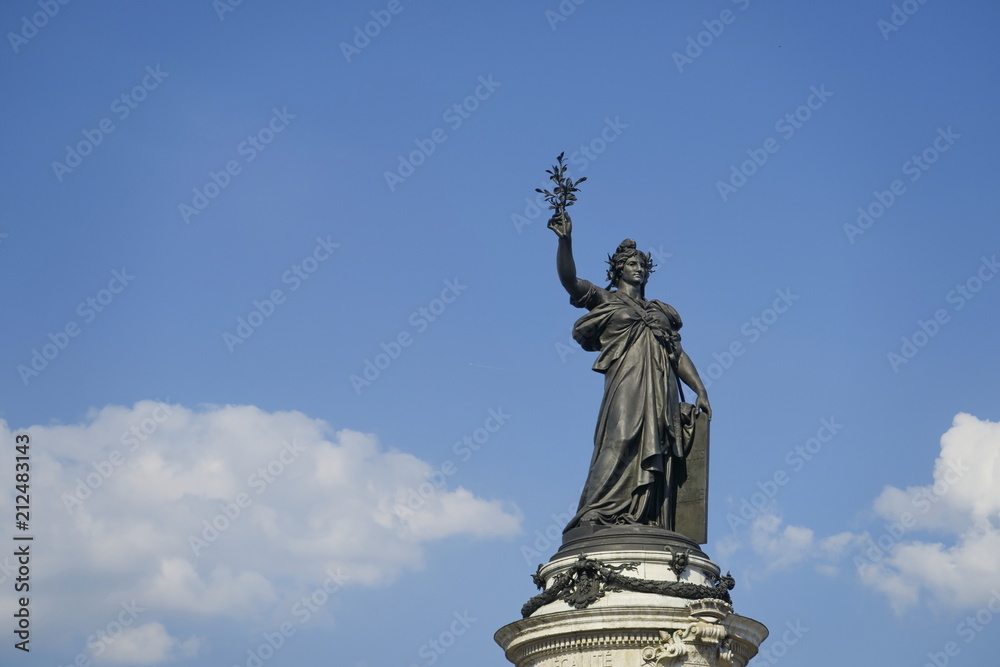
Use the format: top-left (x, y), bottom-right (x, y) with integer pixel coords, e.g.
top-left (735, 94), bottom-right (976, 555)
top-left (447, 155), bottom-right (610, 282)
top-left (616, 284), bottom-right (643, 301)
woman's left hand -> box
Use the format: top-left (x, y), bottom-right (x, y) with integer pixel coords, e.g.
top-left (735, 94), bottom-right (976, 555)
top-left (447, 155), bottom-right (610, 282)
top-left (696, 394), bottom-right (712, 421)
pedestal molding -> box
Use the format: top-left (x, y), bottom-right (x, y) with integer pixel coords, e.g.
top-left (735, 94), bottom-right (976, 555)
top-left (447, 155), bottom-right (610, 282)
top-left (497, 604), bottom-right (767, 667)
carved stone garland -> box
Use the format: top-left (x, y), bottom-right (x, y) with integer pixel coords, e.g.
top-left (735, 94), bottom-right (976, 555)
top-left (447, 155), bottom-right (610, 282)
top-left (521, 555), bottom-right (736, 618)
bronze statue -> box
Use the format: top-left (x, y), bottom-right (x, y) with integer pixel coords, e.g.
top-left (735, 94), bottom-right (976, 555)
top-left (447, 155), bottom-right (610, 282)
top-left (541, 154), bottom-right (711, 537)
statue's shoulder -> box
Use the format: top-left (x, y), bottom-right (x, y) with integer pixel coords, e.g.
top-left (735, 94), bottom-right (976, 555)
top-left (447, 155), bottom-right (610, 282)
top-left (570, 279), bottom-right (611, 310)
top-left (650, 300), bottom-right (683, 330)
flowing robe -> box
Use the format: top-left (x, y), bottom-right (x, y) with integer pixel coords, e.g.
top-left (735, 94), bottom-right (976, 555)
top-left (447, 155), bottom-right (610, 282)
top-left (564, 280), bottom-right (685, 531)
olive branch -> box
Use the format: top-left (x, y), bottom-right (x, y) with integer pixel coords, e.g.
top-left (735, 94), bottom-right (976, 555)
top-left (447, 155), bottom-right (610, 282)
top-left (536, 152), bottom-right (586, 221)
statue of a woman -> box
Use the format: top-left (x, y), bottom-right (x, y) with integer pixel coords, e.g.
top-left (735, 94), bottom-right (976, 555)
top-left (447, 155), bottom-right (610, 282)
top-left (549, 213), bottom-right (712, 534)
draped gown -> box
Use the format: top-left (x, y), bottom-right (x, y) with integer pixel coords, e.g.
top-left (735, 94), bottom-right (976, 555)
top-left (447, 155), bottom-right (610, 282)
top-left (563, 280), bottom-right (686, 532)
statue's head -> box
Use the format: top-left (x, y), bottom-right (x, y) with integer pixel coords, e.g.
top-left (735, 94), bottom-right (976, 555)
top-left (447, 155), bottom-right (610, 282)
top-left (606, 239), bottom-right (656, 295)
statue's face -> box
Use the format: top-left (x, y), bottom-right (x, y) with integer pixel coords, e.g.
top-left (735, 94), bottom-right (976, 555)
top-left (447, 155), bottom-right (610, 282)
top-left (618, 256), bottom-right (648, 287)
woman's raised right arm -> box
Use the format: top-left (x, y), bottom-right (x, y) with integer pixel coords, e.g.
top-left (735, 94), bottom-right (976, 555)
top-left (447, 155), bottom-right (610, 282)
top-left (548, 215), bottom-right (589, 302)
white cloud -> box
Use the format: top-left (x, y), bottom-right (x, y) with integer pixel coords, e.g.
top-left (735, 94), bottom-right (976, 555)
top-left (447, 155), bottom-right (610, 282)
top-left (856, 413), bottom-right (1000, 611)
top-left (855, 413), bottom-right (1000, 612)
top-left (727, 414), bottom-right (1000, 613)
top-left (870, 412), bottom-right (995, 533)
top-left (0, 402), bottom-right (521, 657)
top-left (397, 486), bottom-right (521, 540)
top-left (713, 495), bottom-right (862, 583)
top-left (94, 622), bottom-right (197, 665)
top-left (748, 511), bottom-right (815, 570)
top-left (143, 559), bottom-right (277, 616)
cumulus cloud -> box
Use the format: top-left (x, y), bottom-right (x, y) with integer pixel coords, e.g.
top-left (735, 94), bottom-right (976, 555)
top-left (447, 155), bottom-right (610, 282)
top-left (856, 413), bottom-right (1000, 611)
top-left (719, 414), bottom-right (1000, 613)
top-left (0, 402), bottom-right (521, 661)
top-left (733, 507), bottom-right (861, 579)
top-left (748, 511), bottom-right (815, 570)
top-left (94, 622), bottom-right (198, 664)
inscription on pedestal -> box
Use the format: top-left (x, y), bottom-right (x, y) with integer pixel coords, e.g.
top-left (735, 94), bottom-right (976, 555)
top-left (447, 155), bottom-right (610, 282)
top-left (540, 650), bottom-right (614, 667)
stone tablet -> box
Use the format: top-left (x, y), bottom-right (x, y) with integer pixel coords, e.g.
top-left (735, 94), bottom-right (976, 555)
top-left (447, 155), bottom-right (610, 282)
top-left (675, 412), bottom-right (710, 544)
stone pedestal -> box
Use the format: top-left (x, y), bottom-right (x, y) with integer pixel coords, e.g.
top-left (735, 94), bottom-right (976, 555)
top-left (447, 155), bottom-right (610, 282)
top-left (496, 527), bottom-right (767, 667)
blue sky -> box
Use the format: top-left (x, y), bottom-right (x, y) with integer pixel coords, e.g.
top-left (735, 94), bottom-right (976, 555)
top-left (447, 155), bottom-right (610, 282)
top-left (2, 1), bottom-right (999, 665)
